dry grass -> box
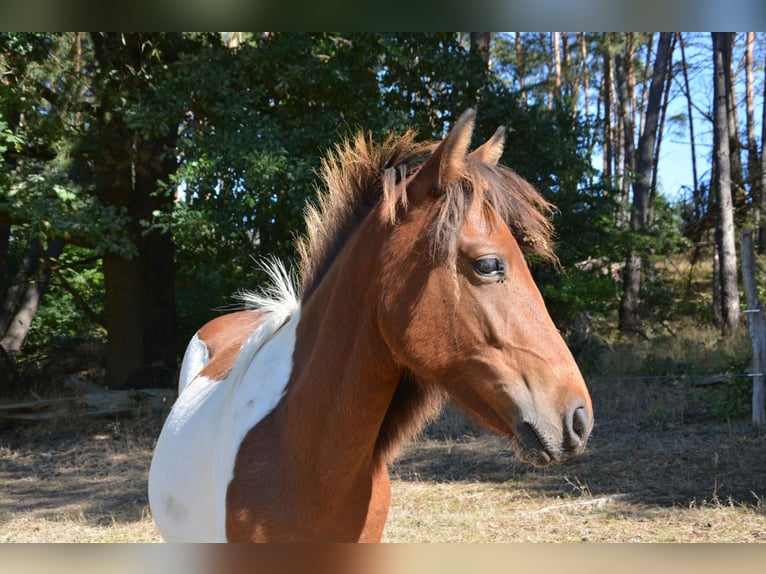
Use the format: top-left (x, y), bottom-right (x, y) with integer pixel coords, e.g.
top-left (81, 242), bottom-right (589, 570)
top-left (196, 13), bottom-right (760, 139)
top-left (0, 416), bottom-right (163, 542)
top-left (1, 377), bottom-right (765, 543)
top-left (385, 434), bottom-right (766, 542)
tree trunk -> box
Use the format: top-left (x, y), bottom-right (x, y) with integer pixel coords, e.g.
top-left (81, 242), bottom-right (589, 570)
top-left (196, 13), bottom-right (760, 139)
top-left (725, 34), bottom-right (744, 200)
top-left (760, 49), bottom-right (766, 254)
top-left (133, 131), bottom-right (179, 388)
top-left (580, 33), bottom-right (589, 120)
top-left (617, 33), bottom-right (673, 332)
top-left (745, 33), bottom-right (761, 249)
top-left (649, 33), bottom-right (676, 224)
top-left (615, 48), bottom-right (639, 331)
top-left (515, 33), bottom-right (527, 109)
top-left (0, 240), bottom-right (41, 336)
top-left (562, 32), bottom-right (572, 113)
top-left (615, 45), bottom-right (635, 208)
top-left (745, 33), bottom-right (757, 191)
top-left (628, 33), bottom-right (639, 133)
top-left (552, 32), bottom-right (562, 105)
top-left (712, 32), bottom-right (741, 336)
top-left (740, 230), bottom-right (765, 431)
top-left (91, 33), bottom-right (180, 389)
top-left (470, 32), bottom-right (491, 68)
top-left (679, 33), bottom-right (701, 218)
top-left (712, 237), bottom-right (723, 327)
top-left (0, 224), bottom-right (10, 291)
top-left (102, 252), bottom-right (144, 388)
top-left (601, 44), bottom-right (613, 182)
top-left (0, 239), bottom-right (64, 353)
top-left (99, 128), bottom-right (178, 390)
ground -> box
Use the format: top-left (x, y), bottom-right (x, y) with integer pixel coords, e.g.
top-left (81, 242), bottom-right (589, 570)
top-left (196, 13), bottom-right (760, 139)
top-left (0, 378), bottom-right (764, 542)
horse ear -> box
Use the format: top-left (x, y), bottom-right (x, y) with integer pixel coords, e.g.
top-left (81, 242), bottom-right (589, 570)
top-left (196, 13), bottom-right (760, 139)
top-left (468, 126), bottom-right (506, 165)
top-left (408, 108), bottom-right (476, 198)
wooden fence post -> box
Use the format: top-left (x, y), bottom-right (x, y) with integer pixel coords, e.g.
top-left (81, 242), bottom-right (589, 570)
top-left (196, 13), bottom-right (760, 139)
top-left (740, 230), bottom-right (766, 431)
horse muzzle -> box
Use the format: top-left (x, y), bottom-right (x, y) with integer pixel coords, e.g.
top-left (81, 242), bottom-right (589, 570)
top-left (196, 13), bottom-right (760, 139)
top-left (512, 402), bottom-right (593, 466)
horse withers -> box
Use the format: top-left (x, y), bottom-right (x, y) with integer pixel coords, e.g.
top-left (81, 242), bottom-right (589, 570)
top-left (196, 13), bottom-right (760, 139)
top-left (148, 109), bottom-right (593, 542)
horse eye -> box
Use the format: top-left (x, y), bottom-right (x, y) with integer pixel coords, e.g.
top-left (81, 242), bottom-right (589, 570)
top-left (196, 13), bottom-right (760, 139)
top-left (472, 257), bottom-right (506, 278)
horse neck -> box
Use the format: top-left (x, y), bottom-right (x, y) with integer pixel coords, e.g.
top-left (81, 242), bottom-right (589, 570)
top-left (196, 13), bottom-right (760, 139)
top-left (281, 215), bottom-right (402, 480)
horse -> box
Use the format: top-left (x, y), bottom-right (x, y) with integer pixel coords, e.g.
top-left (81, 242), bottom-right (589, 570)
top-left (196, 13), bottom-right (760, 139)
top-left (148, 109), bottom-right (593, 542)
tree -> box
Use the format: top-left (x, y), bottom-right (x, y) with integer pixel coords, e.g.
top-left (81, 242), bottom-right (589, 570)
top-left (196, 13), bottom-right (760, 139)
top-left (711, 32), bottom-right (741, 335)
top-left (0, 239), bottom-right (64, 355)
top-left (678, 33), bottom-right (702, 221)
top-left (756, 37), bottom-right (766, 254)
top-left (617, 33), bottom-right (674, 331)
top-left (0, 33), bottom-right (185, 390)
top-left (4, 31), bottom-right (759, 400)
top-left (82, 33), bottom-right (183, 389)
top-left (2, 33), bottom-right (498, 395)
top-left (0, 33), bottom-right (109, 383)
top-left (515, 33), bottom-right (528, 109)
top-left (470, 32), bottom-right (491, 68)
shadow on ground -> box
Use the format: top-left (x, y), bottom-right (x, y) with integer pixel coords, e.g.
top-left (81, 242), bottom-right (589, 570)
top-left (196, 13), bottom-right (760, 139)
top-left (0, 415), bottom-right (163, 525)
top-left (391, 385), bottom-right (766, 510)
top-left (1, 377), bottom-right (765, 527)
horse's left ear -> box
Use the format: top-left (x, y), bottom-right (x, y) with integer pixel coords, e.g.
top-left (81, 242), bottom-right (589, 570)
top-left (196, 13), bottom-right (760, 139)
top-left (407, 108), bottom-right (476, 198)
top-left (468, 126), bottom-right (506, 165)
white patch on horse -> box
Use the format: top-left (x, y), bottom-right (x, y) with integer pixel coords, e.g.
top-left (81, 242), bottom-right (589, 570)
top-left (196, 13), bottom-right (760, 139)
top-left (177, 332), bottom-right (209, 395)
top-left (149, 260), bottom-right (300, 542)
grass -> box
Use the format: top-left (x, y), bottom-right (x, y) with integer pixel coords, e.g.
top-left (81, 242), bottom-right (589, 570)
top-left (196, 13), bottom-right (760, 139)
top-left (0, 416), bottom-right (163, 542)
top-left (384, 434), bottom-right (766, 543)
top-left (1, 375), bottom-right (765, 542)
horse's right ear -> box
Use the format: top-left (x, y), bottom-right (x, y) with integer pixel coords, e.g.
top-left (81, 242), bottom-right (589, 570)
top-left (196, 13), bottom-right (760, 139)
top-left (406, 109), bottom-right (476, 202)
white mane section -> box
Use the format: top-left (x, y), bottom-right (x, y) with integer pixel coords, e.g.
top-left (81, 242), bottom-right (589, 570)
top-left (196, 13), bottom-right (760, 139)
top-left (225, 258), bottom-right (300, 392)
top-left (177, 333), bottom-right (209, 395)
top-left (236, 257), bottom-right (300, 317)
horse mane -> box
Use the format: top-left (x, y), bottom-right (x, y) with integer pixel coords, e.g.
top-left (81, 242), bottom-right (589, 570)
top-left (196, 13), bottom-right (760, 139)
top-left (297, 125), bottom-right (556, 301)
top-left (296, 130), bottom-right (434, 300)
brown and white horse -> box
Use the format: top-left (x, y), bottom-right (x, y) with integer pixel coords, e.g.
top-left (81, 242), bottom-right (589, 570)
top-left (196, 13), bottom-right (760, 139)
top-left (148, 109), bottom-right (593, 542)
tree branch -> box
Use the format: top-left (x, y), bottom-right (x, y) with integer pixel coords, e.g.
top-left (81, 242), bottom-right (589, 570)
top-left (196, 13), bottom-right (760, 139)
top-left (49, 265), bottom-right (106, 329)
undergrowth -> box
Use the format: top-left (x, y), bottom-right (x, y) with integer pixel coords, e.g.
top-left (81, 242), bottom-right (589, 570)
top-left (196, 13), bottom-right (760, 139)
top-left (574, 318), bottom-right (753, 425)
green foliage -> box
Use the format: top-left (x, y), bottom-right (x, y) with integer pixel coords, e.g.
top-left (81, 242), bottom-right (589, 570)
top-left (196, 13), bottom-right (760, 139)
top-left (153, 33), bottom-right (496, 336)
top-left (0, 34), bottom-right (138, 258)
top-left (25, 245), bottom-right (105, 350)
top-left (706, 377), bottom-right (753, 422)
top-left (1, 32), bottom-right (648, 356)
top-left (377, 33), bottom-right (488, 135)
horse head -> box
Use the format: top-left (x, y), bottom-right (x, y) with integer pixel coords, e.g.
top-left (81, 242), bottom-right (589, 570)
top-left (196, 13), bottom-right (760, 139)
top-left (377, 109), bottom-right (593, 465)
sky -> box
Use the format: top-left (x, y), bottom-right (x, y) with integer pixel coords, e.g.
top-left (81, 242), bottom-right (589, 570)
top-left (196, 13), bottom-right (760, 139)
top-left (634, 33), bottom-right (763, 205)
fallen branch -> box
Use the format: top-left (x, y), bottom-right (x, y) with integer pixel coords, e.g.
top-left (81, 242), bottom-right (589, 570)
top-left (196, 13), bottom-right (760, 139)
top-left (0, 385), bottom-right (176, 422)
top-left (691, 374), bottom-right (732, 387)
top-left (533, 493), bottom-right (634, 514)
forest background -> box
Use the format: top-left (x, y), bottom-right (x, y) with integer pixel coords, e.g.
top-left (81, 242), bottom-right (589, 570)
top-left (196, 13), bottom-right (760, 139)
top-left (1, 32), bottom-right (764, 426)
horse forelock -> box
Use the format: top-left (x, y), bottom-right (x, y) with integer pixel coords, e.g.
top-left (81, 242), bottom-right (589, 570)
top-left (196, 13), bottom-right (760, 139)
top-left (430, 160), bottom-right (558, 267)
top-left (296, 123), bottom-right (557, 302)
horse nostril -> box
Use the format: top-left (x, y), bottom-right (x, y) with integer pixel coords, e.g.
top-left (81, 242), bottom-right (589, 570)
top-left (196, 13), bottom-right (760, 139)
top-left (567, 405), bottom-right (591, 449)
